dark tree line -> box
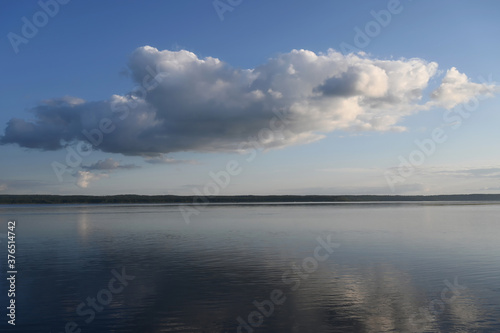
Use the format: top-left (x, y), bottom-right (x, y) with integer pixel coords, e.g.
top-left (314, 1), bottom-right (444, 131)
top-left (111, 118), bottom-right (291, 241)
top-left (1, 194), bottom-right (500, 204)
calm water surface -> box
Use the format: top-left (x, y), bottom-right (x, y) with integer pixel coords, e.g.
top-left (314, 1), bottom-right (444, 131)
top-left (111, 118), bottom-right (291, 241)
top-left (1, 202), bottom-right (500, 332)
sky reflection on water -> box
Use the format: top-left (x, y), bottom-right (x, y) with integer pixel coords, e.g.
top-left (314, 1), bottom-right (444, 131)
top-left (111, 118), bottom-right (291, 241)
top-left (0, 203), bottom-right (499, 332)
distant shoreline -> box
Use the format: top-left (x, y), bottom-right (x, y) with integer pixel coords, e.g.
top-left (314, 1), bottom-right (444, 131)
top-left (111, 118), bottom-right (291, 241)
top-left (1, 194), bottom-right (500, 205)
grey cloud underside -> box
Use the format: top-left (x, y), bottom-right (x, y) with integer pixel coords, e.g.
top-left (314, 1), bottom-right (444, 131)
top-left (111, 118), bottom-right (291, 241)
top-left (1, 46), bottom-right (496, 156)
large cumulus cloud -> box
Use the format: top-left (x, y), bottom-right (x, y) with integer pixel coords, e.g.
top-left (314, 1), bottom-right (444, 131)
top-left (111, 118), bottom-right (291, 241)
top-left (1, 46), bottom-right (497, 156)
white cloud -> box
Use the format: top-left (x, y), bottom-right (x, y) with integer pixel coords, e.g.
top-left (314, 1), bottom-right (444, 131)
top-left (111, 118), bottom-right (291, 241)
top-left (430, 67), bottom-right (498, 108)
top-left (1, 47), bottom-right (497, 156)
top-left (75, 171), bottom-right (108, 188)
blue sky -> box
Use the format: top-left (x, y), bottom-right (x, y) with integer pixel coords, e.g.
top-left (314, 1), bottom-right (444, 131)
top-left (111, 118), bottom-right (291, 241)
top-left (1, 0), bottom-right (500, 195)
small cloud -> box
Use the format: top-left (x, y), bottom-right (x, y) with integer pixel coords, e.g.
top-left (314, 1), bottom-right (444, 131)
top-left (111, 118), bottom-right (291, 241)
top-left (430, 67), bottom-right (498, 109)
top-left (0, 184), bottom-right (7, 191)
top-left (82, 158), bottom-right (139, 171)
top-left (75, 171), bottom-right (108, 188)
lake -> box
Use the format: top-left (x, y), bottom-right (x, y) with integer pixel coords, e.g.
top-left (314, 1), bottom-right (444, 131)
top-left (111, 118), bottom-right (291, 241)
top-left (1, 202), bottom-right (500, 332)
